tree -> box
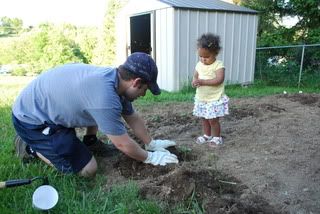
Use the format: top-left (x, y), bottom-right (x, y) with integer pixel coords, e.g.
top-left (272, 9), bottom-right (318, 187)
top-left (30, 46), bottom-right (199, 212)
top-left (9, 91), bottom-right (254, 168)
top-left (0, 16), bottom-right (23, 35)
top-left (76, 27), bottom-right (99, 64)
top-left (92, 0), bottom-right (128, 65)
top-left (0, 23), bottom-right (90, 75)
top-left (285, 0), bottom-right (320, 43)
top-left (240, 0), bottom-right (320, 45)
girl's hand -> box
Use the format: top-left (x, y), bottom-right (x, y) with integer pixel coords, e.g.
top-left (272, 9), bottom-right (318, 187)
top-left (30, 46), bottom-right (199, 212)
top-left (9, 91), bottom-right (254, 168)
top-left (192, 78), bottom-right (199, 88)
top-left (193, 79), bottom-right (203, 87)
top-left (192, 71), bottom-right (200, 88)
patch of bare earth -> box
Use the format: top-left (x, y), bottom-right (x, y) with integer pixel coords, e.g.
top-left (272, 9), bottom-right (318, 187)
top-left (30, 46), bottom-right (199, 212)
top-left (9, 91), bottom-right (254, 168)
top-left (88, 93), bottom-right (320, 214)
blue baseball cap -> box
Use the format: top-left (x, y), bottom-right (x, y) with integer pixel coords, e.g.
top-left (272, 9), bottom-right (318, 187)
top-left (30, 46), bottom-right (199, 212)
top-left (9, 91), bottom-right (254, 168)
top-left (122, 52), bottom-right (161, 95)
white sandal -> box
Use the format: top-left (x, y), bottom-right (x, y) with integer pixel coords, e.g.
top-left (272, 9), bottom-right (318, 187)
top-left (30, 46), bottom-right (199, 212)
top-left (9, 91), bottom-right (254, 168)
top-left (208, 137), bottom-right (223, 147)
top-left (196, 135), bottom-right (212, 144)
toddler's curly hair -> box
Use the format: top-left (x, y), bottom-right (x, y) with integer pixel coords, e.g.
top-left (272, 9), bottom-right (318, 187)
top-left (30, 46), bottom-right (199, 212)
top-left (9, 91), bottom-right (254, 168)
top-left (197, 33), bottom-right (221, 54)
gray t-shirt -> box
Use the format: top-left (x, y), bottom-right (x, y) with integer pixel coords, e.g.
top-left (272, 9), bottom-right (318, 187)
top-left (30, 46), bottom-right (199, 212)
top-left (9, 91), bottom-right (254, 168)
top-left (13, 63), bottom-right (134, 136)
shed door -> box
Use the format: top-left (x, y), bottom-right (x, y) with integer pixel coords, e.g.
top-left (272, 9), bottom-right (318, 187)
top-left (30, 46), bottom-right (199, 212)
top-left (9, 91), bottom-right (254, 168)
top-left (129, 13), bottom-right (152, 55)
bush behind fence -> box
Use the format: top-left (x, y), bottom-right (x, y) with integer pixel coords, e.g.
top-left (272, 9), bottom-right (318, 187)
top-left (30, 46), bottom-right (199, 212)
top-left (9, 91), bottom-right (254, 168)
top-left (255, 44), bottom-right (320, 89)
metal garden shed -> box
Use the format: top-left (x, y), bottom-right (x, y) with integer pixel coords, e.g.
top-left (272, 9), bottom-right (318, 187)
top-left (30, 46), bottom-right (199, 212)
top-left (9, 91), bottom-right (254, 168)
top-left (116, 0), bottom-right (258, 92)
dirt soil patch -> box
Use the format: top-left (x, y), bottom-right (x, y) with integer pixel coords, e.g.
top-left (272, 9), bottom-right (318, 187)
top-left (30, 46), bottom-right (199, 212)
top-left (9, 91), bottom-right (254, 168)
top-left (92, 93), bottom-right (320, 214)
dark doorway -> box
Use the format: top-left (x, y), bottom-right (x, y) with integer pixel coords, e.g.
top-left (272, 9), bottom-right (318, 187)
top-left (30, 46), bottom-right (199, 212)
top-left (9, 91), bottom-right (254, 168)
top-left (130, 14), bottom-right (151, 54)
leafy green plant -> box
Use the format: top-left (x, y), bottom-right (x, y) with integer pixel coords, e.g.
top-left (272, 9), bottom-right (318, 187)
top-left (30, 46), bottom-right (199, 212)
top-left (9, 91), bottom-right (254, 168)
top-left (177, 146), bottom-right (193, 161)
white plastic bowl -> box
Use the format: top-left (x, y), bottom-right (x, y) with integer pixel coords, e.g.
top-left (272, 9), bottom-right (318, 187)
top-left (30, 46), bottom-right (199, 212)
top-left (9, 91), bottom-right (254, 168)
top-left (32, 185), bottom-right (59, 210)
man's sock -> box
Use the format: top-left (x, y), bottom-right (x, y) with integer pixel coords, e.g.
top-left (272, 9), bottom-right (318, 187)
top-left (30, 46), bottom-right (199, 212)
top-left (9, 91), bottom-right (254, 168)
top-left (83, 135), bottom-right (98, 146)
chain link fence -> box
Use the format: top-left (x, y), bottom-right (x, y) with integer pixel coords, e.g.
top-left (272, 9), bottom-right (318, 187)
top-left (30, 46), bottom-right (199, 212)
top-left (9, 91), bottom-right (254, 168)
top-left (255, 44), bottom-right (320, 89)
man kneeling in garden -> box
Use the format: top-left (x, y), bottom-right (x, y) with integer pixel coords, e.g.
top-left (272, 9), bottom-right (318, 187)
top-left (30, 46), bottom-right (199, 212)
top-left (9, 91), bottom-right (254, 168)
top-left (12, 52), bottom-right (178, 177)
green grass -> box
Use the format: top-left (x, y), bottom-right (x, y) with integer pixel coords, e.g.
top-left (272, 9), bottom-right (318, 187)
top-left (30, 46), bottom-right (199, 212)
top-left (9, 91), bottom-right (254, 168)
top-left (1, 76), bottom-right (319, 213)
top-left (136, 81), bottom-right (320, 105)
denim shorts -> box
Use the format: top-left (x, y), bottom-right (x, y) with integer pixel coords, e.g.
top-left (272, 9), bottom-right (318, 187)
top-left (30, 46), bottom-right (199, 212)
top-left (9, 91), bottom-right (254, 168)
top-left (12, 114), bottom-right (92, 174)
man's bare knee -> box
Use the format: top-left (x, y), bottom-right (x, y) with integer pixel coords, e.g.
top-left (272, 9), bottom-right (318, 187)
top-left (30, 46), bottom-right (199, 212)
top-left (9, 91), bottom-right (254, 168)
top-left (79, 157), bottom-right (97, 178)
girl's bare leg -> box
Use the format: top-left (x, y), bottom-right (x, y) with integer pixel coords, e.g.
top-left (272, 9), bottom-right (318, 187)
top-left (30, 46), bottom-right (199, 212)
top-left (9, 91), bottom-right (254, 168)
top-left (209, 118), bottom-right (220, 137)
top-left (202, 119), bottom-right (211, 136)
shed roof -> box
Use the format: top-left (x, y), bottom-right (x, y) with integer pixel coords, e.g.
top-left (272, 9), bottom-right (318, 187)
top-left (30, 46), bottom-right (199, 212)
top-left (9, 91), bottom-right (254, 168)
top-left (158, 0), bottom-right (258, 14)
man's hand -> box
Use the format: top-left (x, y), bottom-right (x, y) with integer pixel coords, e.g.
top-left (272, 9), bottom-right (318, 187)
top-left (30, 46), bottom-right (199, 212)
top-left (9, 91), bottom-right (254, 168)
top-left (144, 151), bottom-right (179, 166)
top-left (145, 139), bottom-right (177, 152)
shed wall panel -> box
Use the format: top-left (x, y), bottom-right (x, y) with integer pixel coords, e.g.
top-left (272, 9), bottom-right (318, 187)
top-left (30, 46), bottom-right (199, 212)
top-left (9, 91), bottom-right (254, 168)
top-left (155, 8), bottom-right (175, 91)
top-left (232, 13), bottom-right (242, 83)
top-left (249, 15), bottom-right (258, 83)
top-left (188, 11), bottom-right (201, 76)
top-left (175, 11), bottom-right (190, 87)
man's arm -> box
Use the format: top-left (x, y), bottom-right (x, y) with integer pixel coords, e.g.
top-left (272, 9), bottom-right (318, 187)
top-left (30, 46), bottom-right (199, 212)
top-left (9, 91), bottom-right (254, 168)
top-left (107, 133), bottom-right (179, 166)
top-left (119, 112), bottom-right (179, 165)
top-left (107, 133), bottom-right (148, 161)
top-left (123, 112), bottom-right (177, 152)
top-left (122, 112), bottom-right (152, 144)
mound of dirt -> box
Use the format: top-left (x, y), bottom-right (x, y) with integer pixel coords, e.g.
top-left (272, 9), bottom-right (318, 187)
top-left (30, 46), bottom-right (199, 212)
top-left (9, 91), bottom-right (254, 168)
top-left (101, 151), bottom-right (278, 214)
top-left (81, 93), bottom-right (320, 213)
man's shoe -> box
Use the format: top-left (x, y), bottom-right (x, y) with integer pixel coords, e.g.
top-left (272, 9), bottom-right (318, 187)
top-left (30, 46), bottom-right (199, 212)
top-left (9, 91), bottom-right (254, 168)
top-left (14, 135), bottom-right (34, 162)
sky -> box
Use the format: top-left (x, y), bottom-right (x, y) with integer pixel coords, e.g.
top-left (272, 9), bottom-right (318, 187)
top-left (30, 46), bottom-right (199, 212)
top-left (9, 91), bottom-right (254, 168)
top-left (281, 16), bottom-right (299, 28)
top-left (0, 0), bottom-right (107, 27)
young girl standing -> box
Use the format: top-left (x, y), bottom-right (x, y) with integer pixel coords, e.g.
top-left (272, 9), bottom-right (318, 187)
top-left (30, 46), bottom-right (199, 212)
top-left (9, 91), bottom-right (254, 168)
top-left (192, 33), bottom-right (229, 147)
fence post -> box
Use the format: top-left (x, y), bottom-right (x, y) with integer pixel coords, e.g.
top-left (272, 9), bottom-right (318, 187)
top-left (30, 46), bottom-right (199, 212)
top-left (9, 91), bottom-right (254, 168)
top-left (298, 45), bottom-right (305, 89)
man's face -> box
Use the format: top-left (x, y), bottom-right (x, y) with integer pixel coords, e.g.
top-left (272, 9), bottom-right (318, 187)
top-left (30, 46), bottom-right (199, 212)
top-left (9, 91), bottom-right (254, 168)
top-left (124, 79), bottom-right (148, 102)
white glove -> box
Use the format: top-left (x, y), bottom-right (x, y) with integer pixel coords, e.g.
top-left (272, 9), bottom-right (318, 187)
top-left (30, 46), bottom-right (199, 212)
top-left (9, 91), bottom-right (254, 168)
top-left (144, 151), bottom-right (179, 166)
top-left (145, 139), bottom-right (177, 152)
